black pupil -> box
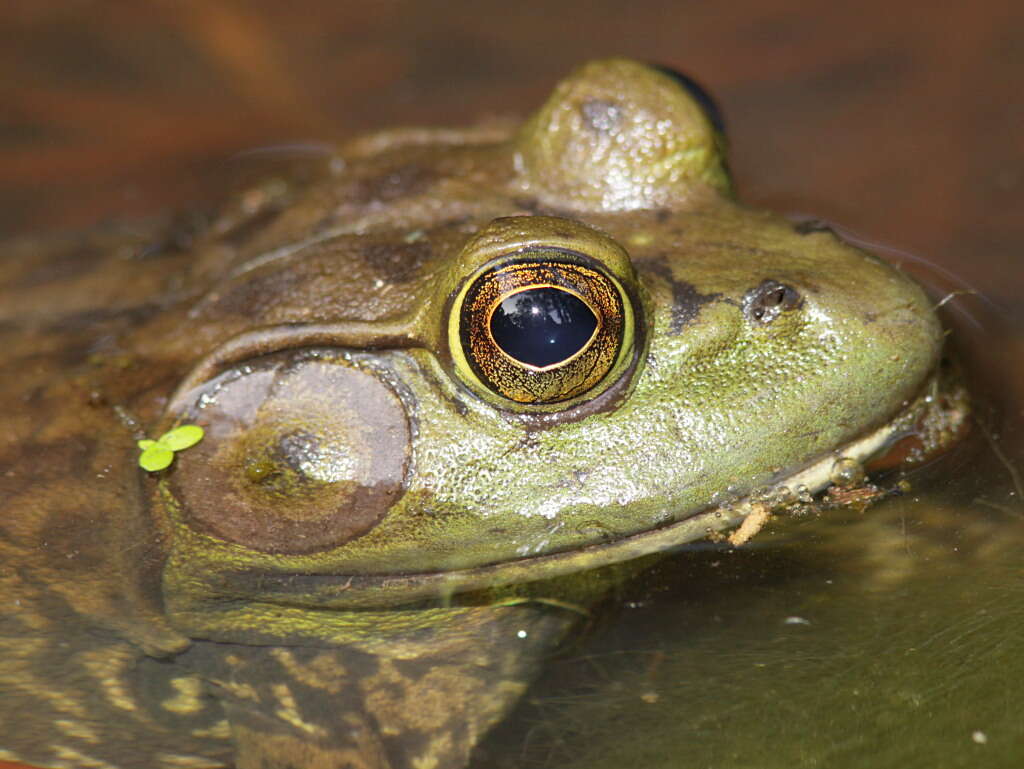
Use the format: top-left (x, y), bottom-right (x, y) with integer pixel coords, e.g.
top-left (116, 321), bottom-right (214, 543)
top-left (490, 287), bottom-right (597, 368)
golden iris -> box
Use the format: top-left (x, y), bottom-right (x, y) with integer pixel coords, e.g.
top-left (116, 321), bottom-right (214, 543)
top-left (458, 255), bottom-right (625, 404)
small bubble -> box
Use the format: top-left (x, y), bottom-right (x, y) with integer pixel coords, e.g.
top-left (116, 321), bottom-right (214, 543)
top-left (775, 486), bottom-right (797, 504)
top-left (829, 457), bottom-right (865, 488)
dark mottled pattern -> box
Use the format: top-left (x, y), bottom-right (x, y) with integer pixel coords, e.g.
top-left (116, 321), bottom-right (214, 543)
top-left (170, 606), bottom-right (573, 769)
top-left (638, 256), bottom-right (721, 334)
top-left (0, 312), bottom-right (230, 767)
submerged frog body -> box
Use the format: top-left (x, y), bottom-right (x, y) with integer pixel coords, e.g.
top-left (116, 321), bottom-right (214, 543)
top-left (0, 59), bottom-right (964, 769)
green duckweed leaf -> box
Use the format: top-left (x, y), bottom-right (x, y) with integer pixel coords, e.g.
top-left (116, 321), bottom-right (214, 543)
top-left (138, 445), bottom-right (174, 472)
top-left (137, 424), bottom-right (204, 472)
top-left (159, 424), bottom-right (205, 451)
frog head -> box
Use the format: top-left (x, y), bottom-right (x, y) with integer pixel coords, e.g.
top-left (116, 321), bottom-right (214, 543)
top-left (128, 59), bottom-right (958, 767)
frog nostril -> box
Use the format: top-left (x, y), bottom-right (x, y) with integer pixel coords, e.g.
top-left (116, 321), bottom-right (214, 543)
top-left (743, 280), bottom-right (801, 324)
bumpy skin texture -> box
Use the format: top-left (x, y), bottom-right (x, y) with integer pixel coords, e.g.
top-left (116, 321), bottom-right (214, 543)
top-left (0, 59), bottom-right (943, 769)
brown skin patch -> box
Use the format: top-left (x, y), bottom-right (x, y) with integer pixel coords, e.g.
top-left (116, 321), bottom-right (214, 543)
top-left (352, 164), bottom-right (437, 205)
top-left (202, 265), bottom-right (305, 318)
top-left (359, 240), bottom-right (434, 284)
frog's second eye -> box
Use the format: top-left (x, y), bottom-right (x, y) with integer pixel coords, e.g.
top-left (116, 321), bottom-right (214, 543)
top-left (654, 65), bottom-right (726, 135)
top-left (457, 258), bottom-right (626, 404)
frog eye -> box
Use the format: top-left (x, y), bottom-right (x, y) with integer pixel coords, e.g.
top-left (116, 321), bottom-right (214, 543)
top-left (653, 65), bottom-right (726, 135)
top-left (456, 256), bottom-right (627, 404)
top-left (514, 59), bottom-right (731, 211)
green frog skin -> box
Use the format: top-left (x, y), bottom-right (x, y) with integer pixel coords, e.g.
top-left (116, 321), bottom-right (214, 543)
top-left (0, 59), bottom-right (964, 769)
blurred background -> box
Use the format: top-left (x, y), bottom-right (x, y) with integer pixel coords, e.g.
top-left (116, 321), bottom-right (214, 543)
top-left (2, 0), bottom-right (1021, 309)
top-left (3, 2), bottom-right (1023, 767)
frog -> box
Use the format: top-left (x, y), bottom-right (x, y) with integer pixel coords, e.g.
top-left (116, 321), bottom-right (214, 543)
top-left (0, 58), bottom-right (966, 769)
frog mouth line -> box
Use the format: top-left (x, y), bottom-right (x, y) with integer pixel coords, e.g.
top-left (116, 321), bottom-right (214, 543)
top-left (207, 367), bottom-right (967, 613)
